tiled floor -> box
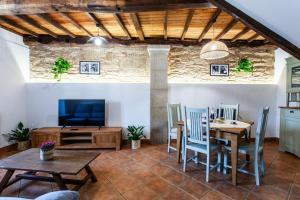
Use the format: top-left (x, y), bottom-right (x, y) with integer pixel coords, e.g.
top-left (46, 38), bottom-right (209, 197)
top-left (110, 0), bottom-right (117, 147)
top-left (0, 141), bottom-right (299, 200)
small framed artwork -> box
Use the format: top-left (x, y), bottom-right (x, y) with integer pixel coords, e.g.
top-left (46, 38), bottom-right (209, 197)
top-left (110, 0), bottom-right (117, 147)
top-left (210, 64), bottom-right (229, 76)
top-left (79, 61), bottom-right (100, 75)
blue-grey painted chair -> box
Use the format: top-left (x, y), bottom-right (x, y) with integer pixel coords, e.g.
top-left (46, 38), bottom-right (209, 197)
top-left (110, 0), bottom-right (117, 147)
top-left (223, 107), bottom-right (269, 186)
top-left (182, 107), bottom-right (222, 182)
top-left (167, 103), bottom-right (182, 153)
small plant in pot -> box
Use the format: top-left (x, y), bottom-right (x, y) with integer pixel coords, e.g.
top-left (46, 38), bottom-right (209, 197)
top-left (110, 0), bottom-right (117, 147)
top-left (51, 57), bottom-right (72, 81)
top-left (127, 126), bottom-right (145, 150)
top-left (8, 122), bottom-right (31, 151)
top-left (40, 141), bottom-right (55, 161)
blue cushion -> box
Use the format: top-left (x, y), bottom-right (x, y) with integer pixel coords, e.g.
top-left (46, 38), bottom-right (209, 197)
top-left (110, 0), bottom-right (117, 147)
top-left (35, 191), bottom-right (79, 200)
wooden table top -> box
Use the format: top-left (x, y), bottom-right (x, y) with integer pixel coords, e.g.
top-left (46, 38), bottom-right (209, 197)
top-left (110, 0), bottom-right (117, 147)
top-left (0, 148), bottom-right (100, 175)
top-left (177, 120), bottom-right (253, 135)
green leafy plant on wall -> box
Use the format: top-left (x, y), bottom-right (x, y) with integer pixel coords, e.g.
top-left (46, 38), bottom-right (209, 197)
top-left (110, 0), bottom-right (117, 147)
top-left (234, 58), bottom-right (254, 73)
top-left (51, 57), bottom-right (71, 81)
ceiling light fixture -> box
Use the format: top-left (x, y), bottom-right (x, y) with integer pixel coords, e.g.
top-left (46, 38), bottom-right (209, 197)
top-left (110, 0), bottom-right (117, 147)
top-left (87, 23), bottom-right (108, 46)
top-left (200, 22), bottom-right (229, 60)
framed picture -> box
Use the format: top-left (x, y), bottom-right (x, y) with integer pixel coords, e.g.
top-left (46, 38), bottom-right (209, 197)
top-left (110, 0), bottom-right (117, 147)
top-left (210, 64), bottom-right (229, 76)
top-left (79, 61), bottom-right (100, 75)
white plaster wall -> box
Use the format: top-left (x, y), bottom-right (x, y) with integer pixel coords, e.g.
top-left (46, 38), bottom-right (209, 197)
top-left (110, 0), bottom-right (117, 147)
top-left (226, 0), bottom-right (300, 48)
top-left (26, 83), bottom-right (150, 138)
top-left (0, 28), bottom-right (29, 147)
top-left (169, 84), bottom-right (277, 138)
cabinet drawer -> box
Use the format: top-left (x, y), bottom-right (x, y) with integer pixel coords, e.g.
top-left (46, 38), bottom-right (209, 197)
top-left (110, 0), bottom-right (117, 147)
top-left (282, 109), bottom-right (300, 118)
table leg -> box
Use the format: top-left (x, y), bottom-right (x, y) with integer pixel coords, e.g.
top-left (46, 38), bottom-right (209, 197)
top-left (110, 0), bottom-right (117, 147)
top-left (231, 135), bottom-right (238, 185)
top-left (52, 173), bottom-right (68, 190)
top-left (176, 125), bottom-right (183, 163)
top-left (0, 169), bottom-right (15, 194)
top-left (85, 165), bottom-right (97, 182)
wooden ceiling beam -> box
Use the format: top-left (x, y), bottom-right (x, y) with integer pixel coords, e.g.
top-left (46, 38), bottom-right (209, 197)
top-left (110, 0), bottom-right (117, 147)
top-left (248, 33), bottom-right (260, 43)
top-left (198, 8), bottom-right (221, 42)
top-left (164, 11), bottom-right (168, 40)
top-left (60, 12), bottom-right (93, 37)
top-left (214, 18), bottom-right (238, 40)
top-left (0, 23), bottom-right (23, 36)
top-left (37, 14), bottom-right (76, 38)
top-left (231, 27), bottom-right (250, 42)
top-left (14, 15), bottom-right (58, 38)
top-left (86, 13), bottom-right (113, 39)
top-left (0, 1), bottom-right (215, 15)
top-left (0, 16), bottom-right (39, 37)
top-left (207, 0), bottom-right (300, 59)
top-left (181, 9), bottom-right (195, 40)
top-left (130, 13), bottom-right (144, 41)
top-left (113, 13), bottom-right (131, 39)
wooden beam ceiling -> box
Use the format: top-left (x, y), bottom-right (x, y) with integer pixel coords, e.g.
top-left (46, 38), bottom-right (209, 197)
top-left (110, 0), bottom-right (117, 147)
top-left (0, 1), bottom-right (215, 15)
top-left (207, 0), bottom-right (300, 59)
top-left (86, 13), bottom-right (113, 39)
top-left (181, 9), bottom-right (195, 40)
top-left (214, 18), bottom-right (238, 40)
top-left (198, 8), bottom-right (222, 42)
top-left (248, 33), bottom-right (260, 43)
top-left (0, 23), bottom-right (22, 36)
top-left (0, 16), bottom-right (39, 37)
top-left (113, 13), bottom-right (131, 39)
top-left (231, 27), bottom-right (250, 42)
top-left (37, 14), bottom-right (76, 38)
top-left (164, 11), bottom-right (168, 40)
top-left (59, 13), bottom-right (94, 37)
top-left (130, 13), bottom-right (144, 41)
top-left (14, 15), bottom-right (58, 38)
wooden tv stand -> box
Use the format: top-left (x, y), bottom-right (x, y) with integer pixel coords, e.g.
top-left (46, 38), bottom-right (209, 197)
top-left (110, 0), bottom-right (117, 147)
top-left (32, 127), bottom-right (122, 150)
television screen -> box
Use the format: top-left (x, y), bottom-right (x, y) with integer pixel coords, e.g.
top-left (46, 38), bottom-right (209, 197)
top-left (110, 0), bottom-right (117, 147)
top-left (58, 99), bottom-right (105, 127)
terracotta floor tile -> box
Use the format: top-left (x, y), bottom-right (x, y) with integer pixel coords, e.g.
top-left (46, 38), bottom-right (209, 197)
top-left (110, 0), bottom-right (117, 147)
top-left (123, 185), bottom-right (159, 200)
top-left (179, 179), bottom-right (210, 199)
top-left (289, 184), bottom-right (300, 200)
top-left (110, 175), bottom-right (143, 194)
top-left (161, 188), bottom-right (196, 200)
top-left (249, 185), bottom-right (288, 200)
top-left (200, 190), bottom-right (231, 200)
top-left (146, 177), bottom-right (177, 196)
top-left (149, 163), bottom-right (173, 177)
top-left (162, 169), bottom-right (188, 186)
top-left (215, 180), bottom-right (249, 200)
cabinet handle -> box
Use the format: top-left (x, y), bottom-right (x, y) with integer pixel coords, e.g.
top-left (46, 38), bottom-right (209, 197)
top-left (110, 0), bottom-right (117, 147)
top-left (290, 110), bottom-right (294, 114)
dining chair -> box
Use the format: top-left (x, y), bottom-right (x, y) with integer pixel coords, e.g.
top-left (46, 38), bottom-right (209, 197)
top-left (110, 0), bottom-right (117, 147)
top-left (182, 106), bottom-right (222, 182)
top-left (167, 103), bottom-right (182, 152)
top-left (218, 104), bottom-right (239, 120)
top-left (223, 107), bottom-right (270, 186)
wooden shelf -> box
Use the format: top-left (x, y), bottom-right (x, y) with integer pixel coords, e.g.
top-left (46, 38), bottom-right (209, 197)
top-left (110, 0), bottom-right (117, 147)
top-left (56, 143), bottom-right (102, 150)
top-left (62, 136), bottom-right (92, 141)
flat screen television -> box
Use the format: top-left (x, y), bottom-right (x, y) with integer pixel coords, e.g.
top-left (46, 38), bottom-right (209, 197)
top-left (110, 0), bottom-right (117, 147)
top-left (58, 99), bottom-right (105, 127)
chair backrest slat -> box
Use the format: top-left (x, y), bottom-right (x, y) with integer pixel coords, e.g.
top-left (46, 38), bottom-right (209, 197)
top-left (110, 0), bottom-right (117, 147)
top-left (167, 104), bottom-right (182, 131)
top-left (219, 104), bottom-right (239, 120)
top-left (184, 107), bottom-right (210, 146)
top-left (255, 107), bottom-right (270, 152)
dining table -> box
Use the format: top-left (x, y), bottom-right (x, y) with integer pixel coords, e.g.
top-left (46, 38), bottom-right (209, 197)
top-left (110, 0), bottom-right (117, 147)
top-left (176, 119), bottom-right (254, 186)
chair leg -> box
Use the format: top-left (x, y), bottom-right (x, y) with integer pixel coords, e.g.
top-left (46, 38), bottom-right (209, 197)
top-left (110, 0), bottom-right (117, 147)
top-left (217, 145), bottom-right (222, 172)
top-left (260, 151), bottom-right (265, 176)
top-left (254, 155), bottom-right (260, 186)
top-left (183, 147), bottom-right (187, 172)
top-left (167, 134), bottom-right (171, 153)
top-left (206, 153), bottom-right (210, 182)
top-left (223, 149), bottom-right (228, 174)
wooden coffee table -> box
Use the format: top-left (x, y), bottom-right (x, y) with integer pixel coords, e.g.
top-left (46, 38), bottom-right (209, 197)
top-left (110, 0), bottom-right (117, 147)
top-left (0, 148), bottom-right (100, 193)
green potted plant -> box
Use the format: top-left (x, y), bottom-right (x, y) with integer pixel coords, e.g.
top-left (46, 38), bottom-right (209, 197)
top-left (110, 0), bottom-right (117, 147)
top-left (127, 126), bottom-right (145, 150)
top-left (51, 57), bottom-right (71, 81)
top-left (40, 141), bottom-right (55, 161)
top-left (8, 122), bottom-right (31, 151)
top-left (234, 58), bottom-right (254, 73)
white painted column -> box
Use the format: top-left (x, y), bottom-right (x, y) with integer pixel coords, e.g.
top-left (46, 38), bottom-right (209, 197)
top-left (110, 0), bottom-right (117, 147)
top-left (147, 45), bottom-right (170, 144)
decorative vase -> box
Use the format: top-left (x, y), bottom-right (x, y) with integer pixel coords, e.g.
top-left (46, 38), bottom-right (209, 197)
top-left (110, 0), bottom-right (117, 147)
top-left (17, 141), bottom-right (30, 151)
top-left (40, 149), bottom-right (54, 161)
top-left (131, 140), bottom-right (141, 150)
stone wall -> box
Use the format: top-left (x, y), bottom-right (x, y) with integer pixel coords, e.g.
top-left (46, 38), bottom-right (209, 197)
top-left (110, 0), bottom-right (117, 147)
top-left (168, 44), bottom-right (276, 83)
top-left (27, 42), bottom-right (275, 83)
top-left (28, 42), bottom-right (150, 83)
